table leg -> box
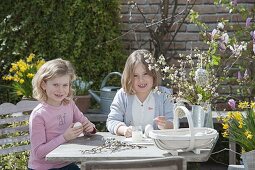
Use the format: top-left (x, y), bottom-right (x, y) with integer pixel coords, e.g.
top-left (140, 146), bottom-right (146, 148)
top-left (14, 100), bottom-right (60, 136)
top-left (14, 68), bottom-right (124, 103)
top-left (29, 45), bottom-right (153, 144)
top-left (229, 141), bottom-right (236, 165)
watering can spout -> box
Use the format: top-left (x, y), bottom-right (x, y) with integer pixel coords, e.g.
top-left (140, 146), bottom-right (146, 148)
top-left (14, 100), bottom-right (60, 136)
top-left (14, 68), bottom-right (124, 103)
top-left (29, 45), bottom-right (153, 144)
top-left (88, 89), bottom-right (101, 103)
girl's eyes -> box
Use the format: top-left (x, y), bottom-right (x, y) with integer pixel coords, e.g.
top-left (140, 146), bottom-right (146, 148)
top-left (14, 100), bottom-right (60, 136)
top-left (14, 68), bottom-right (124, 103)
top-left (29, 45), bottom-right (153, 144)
top-left (133, 73), bottom-right (148, 77)
top-left (53, 84), bottom-right (69, 87)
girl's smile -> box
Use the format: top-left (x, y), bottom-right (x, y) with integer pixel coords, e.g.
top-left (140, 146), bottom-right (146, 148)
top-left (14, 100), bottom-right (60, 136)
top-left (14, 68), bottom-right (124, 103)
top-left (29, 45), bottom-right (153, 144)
top-left (132, 63), bottom-right (153, 102)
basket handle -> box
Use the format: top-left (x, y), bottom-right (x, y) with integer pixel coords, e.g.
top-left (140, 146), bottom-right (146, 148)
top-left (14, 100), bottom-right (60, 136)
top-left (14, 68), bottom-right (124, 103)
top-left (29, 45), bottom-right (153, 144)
top-left (174, 106), bottom-right (195, 151)
top-left (100, 72), bottom-right (122, 89)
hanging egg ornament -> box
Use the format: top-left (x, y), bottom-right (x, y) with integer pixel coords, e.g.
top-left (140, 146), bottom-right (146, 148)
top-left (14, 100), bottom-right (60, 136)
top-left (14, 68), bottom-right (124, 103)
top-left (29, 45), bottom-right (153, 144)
top-left (194, 68), bottom-right (208, 87)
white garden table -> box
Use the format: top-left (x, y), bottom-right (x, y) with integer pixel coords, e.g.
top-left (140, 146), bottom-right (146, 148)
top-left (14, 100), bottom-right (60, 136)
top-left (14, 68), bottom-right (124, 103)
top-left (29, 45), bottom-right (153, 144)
top-left (46, 132), bottom-right (217, 167)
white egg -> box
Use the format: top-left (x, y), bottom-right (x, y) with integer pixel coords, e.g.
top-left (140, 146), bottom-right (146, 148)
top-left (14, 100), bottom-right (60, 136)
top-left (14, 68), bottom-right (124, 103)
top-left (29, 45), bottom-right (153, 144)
top-left (144, 124), bottom-right (153, 138)
top-left (158, 125), bottom-right (164, 130)
top-left (73, 122), bottom-right (82, 128)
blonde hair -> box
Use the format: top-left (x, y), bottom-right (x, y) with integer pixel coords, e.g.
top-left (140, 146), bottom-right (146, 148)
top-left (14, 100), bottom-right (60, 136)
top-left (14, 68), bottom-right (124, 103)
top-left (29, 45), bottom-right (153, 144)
top-left (121, 49), bottom-right (161, 95)
top-left (32, 58), bottom-right (76, 104)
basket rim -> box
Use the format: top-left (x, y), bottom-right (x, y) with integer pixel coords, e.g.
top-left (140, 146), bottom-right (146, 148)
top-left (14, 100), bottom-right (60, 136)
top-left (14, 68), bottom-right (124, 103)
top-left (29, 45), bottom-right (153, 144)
top-left (149, 128), bottom-right (218, 140)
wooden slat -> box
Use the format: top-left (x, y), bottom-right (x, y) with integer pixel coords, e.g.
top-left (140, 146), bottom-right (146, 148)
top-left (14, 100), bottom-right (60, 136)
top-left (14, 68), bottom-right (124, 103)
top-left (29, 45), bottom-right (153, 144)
top-left (0, 125), bottom-right (29, 135)
top-left (0, 115), bottom-right (30, 125)
top-left (0, 145), bottom-right (30, 155)
top-left (0, 100), bottom-right (39, 115)
top-left (0, 134), bottom-right (29, 145)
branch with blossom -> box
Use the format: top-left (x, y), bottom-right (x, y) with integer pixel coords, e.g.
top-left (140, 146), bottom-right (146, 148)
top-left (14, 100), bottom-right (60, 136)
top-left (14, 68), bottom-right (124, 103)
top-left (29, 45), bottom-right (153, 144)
top-left (145, 21), bottom-right (249, 106)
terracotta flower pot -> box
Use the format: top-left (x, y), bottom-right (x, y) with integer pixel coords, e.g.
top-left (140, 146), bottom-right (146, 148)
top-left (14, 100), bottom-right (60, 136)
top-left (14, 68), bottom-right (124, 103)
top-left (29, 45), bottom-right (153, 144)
top-left (74, 95), bottom-right (91, 113)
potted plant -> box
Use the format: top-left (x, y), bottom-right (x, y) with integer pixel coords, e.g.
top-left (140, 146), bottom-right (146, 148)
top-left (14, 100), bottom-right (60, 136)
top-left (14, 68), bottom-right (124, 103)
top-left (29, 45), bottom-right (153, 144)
top-left (220, 100), bottom-right (255, 169)
top-left (73, 77), bottom-right (93, 113)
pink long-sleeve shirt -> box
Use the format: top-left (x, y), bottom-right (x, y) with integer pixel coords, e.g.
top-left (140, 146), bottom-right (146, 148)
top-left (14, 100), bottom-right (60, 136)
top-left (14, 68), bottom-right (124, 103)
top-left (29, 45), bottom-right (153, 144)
top-left (28, 100), bottom-right (92, 170)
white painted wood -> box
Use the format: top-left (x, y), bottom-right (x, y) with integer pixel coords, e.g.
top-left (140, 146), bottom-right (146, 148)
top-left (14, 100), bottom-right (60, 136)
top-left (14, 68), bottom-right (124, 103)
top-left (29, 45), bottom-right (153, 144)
top-left (228, 165), bottom-right (245, 170)
top-left (46, 132), bottom-right (216, 163)
top-left (0, 100), bottom-right (39, 155)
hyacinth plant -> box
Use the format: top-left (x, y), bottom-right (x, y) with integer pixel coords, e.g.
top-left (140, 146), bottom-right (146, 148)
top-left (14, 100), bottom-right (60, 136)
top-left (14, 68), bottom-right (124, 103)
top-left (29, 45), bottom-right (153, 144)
top-left (220, 99), bottom-right (255, 152)
top-left (73, 77), bottom-right (93, 96)
top-left (2, 53), bottom-right (45, 98)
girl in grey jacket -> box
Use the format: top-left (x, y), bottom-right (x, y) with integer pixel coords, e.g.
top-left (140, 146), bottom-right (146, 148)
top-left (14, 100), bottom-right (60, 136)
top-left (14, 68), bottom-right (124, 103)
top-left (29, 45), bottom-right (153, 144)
top-left (106, 49), bottom-right (174, 137)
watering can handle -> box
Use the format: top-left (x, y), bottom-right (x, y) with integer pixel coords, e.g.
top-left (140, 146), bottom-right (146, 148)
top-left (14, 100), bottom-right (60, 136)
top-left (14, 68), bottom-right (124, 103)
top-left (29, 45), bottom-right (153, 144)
top-left (100, 72), bottom-right (122, 89)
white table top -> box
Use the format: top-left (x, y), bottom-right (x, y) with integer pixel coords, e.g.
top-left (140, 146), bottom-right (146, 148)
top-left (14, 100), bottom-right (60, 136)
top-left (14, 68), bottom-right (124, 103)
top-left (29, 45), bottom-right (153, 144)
top-left (46, 132), bottom-right (216, 163)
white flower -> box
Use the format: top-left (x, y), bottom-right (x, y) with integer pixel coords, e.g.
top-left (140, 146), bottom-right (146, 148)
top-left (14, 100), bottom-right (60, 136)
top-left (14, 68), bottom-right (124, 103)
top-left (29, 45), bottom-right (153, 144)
top-left (228, 42), bottom-right (247, 57)
top-left (221, 33), bottom-right (229, 44)
top-left (197, 94), bottom-right (203, 102)
top-left (217, 22), bottom-right (224, 30)
top-left (162, 66), bottom-right (170, 73)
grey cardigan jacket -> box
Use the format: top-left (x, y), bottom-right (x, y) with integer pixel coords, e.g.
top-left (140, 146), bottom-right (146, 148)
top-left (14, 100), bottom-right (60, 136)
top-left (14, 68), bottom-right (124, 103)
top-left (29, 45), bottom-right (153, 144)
top-left (106, 86), bottom-right (174, 134)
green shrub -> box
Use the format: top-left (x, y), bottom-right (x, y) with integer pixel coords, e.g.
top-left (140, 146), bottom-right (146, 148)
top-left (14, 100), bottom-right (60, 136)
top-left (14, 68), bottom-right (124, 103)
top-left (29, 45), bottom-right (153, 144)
top-left (0, 0), bottom-right (126, 90)
top-left (0, 151), bottom-right (29, 170)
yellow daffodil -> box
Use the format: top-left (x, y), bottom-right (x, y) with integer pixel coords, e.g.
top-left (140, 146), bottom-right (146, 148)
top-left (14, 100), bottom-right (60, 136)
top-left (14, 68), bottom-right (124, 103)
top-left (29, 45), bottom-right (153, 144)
top-left (36, 60), bottom-right (45, 69)
top-left (10, 63), bottom-right (18, 72)
top-left (238, 101), bottom-right (249, 109)
top-left (16, 90), bottom-right (23, 96)
top-left (233, 112), bottom-right (242, 122)
top-left (27, 53), bottom-right (35, 62)
top-left (244, 130), bottom-right (253, 139)
top-left (222, 123), bottom-right (229, 129)
top-left (222, 131), bottom-right (229, 137)
top-left (19, 79), bottom-right (24, 84)
top-left (238, 121), bottom-right (243, 129)
top-left (27, 73), bottom-right (34, 78)
top-left (2, 53), bottom-right (45, 98)
top-left (250, 102), bottom-right (255, 109)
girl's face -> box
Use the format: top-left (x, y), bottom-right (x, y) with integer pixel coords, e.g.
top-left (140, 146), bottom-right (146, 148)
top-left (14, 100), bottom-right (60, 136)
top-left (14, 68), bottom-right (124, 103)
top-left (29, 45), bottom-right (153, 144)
top-left (132, 63), bottom-right (154, 97)
top-left (41, 75), bottom-right (70, 106)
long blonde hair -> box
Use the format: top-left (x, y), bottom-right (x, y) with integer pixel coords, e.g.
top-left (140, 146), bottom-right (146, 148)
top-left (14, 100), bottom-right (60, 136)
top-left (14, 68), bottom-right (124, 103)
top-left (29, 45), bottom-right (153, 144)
top-left (121, 49), bottom-right (161, 95)
top-left (32, 58), bottom-right (76, 104)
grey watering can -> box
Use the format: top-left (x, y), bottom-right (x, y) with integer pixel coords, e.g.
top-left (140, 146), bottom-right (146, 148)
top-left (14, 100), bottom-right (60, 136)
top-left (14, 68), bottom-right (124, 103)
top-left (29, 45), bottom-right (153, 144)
top-left (88, 72), bottom-right (122, 114)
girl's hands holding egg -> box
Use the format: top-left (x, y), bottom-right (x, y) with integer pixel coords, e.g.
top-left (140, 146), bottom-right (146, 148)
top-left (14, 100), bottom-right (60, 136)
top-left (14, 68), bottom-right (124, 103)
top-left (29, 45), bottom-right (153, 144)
top-left (73, 122), bottom-right (83, 128)
top-left (82, 121), bottom-right (96, 134)
top-left (63, 122), bottom-right (84, 141)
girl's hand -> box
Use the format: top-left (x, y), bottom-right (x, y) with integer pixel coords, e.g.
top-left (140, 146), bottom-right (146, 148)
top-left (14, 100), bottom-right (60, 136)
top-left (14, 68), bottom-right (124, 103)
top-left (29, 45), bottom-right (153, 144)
top-left (116, 125), bottom-right (132, 137)
top-left (63, 123), bottom-right (83, 141)
top-left (82, 121), bottom-right (95, 133)
top-left (123, 126), bottom-right (132, 138)
top-left (154, 116), bottom-right (173, 129)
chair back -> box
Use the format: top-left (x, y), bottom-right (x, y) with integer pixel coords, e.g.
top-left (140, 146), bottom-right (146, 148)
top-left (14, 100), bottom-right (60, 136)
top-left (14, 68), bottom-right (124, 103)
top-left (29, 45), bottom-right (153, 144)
top-left (81, 157), bottom-right (186, 170)
top-left (0, 100), bottom-right (39, 155)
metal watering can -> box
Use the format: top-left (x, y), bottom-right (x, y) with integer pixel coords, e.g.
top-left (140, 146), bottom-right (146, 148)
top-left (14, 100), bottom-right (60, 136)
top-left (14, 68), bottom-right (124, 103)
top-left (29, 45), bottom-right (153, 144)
top-left (174, 101), bottom-right (214, 129)
top-left (88, 72), bottom-right (122, 114)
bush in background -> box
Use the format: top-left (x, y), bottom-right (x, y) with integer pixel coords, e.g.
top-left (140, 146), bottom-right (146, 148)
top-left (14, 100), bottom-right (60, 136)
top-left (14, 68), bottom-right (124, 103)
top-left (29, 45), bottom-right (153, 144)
top-left (0, 0), bottom-right (126, 91)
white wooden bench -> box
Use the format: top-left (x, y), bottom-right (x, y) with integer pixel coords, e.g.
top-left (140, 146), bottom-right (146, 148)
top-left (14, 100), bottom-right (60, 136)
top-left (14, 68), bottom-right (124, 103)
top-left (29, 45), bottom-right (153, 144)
top-left (0, 100), bottom-right (39, 155)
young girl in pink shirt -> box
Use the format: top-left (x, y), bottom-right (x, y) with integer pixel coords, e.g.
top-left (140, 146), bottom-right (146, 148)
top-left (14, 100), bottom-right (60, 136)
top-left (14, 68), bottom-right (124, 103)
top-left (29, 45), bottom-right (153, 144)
top-left (28, 58), bottom-right (96, 170)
